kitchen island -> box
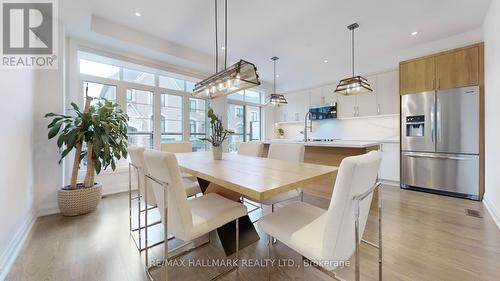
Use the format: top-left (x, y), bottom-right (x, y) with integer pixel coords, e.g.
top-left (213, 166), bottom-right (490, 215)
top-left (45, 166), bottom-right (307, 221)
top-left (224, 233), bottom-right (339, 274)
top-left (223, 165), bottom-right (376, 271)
top-left (262, 140), bottom-right (380, 199)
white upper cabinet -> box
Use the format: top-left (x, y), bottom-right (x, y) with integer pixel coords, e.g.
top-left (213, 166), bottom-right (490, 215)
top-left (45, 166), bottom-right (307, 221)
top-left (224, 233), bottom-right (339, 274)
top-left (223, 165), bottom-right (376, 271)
top-left (376, 70), bottom-right (399, 115)
top-left (336, 93), bottom-right (357, 118)
top-left (309, 87), bottom-right (323, 107)
top-left (357, 75), bottom-right (378, 116)
top-left (293, 91), bottom-right (310, 121)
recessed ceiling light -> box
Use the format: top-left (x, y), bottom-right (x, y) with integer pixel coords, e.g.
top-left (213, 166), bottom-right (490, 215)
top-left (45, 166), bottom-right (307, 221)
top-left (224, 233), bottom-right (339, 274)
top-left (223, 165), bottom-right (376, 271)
top-left (221, 46), bottom-right (225, 50)
top-left (411, 31), bottom-right (418, 36)
top-left (323, 59), bottom-right (329, 63)
top-left (135, 12), bottom-right (142, 17)
top-left (276, 74), bottom-right (280, 78)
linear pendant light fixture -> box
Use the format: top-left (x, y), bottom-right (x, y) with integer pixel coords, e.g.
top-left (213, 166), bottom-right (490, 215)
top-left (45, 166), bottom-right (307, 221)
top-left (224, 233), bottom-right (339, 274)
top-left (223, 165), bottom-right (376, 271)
top-left (193, 0), bottom-right (260, 99)
top-left (265, 56), bottom-right (288, 106)
top-left (334, 23), bottom-right (373, 95)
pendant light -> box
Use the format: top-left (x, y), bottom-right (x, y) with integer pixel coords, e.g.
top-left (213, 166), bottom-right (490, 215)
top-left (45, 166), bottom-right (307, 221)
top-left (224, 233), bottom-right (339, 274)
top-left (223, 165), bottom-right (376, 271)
top-left (334, 23), bottom-right (373, 95)
top-left (193, 0), bottom-right (260, 99)
top-left (265, 56), bottom-right (288, 106)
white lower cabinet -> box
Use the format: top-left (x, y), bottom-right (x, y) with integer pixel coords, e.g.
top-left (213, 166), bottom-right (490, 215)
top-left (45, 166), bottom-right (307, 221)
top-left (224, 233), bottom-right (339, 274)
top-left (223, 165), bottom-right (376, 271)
top-left (379, 142), bottom-right (400, 184)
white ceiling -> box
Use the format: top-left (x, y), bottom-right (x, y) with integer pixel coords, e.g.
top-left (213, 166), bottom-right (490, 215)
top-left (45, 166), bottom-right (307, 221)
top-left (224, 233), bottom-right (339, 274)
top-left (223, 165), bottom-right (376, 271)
top-left (61, 0), bottom-right (491, 92)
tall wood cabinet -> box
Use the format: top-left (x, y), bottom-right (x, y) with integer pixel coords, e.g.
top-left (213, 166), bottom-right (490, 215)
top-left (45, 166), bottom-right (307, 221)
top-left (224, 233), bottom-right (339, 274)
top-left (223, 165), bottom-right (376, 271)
top-left (399, 43), bottom-right (483, 95)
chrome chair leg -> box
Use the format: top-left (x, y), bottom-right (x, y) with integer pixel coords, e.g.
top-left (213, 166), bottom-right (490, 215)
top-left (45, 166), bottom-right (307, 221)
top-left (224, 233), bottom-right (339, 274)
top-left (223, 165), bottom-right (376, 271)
top-left (267, 234), bottom-right (272, 281)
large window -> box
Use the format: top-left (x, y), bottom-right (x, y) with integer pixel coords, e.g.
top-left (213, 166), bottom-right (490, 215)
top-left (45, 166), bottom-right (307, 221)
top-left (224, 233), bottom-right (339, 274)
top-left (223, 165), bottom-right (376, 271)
top-left (160, 93), bottom-right (183, 142)
top-left (226, 88), bottom-right (264, 152)
top-left (227, 104), bottom-right (245, 152)
top-left (189, 98), bottom-right (207, 151)
top-left (127, 89), bottom-right (154, 148)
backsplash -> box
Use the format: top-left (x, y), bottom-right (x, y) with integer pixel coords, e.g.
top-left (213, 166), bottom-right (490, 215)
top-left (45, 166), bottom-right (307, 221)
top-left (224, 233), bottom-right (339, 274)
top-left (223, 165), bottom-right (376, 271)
top-left (274, 114), bottom-right (399, 141)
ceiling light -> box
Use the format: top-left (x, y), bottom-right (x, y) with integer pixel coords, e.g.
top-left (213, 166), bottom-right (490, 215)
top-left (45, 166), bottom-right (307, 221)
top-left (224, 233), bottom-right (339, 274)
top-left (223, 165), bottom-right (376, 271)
top-left (324, 59), bottom-right (329, 63)
top-left (334, 23), bottom-right (373, 95)
top-left (265, 56), bottom-right (288, 107)
top-left (221, 46), bottom-right (225, 50)
top-left (193, 0), bottom-right (260, 99)
top-left (276, 74), bottom-right (280, 78)
top-left (134, 12), bottom-right (142, 17)
top-left (411, 31), bottom-right (418, 36)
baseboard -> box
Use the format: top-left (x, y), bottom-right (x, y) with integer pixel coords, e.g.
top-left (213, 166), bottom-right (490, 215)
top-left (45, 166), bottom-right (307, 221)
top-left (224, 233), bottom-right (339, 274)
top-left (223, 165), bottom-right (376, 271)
top-left (483, 196), bottom-right (500, 231)
top-left (0, 212), bottom-right (36, 281)
top-left (379, 179), bottom-right (399, 187)
top-left (37, 186), bottom-right (132, 217)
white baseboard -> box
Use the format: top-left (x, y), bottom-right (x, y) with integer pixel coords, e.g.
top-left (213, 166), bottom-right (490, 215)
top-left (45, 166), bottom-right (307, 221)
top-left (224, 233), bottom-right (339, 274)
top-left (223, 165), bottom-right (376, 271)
top-left (379, 179), bottom-right (400, 187)
top-left (0, 213), bottom-right (36, 281)
top-left (483, 196), bottom-right (500, 231)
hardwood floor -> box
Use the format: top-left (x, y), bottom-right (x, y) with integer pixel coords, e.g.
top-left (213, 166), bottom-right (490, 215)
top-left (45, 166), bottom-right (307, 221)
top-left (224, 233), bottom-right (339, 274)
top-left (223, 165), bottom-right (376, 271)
top-left (5, 186), bottom-right (500, 281)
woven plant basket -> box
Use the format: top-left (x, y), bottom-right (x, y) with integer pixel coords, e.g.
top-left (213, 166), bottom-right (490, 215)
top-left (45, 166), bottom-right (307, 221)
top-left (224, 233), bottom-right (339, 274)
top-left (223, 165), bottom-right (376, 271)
top-left (57, 183), bottom-right (102, 216)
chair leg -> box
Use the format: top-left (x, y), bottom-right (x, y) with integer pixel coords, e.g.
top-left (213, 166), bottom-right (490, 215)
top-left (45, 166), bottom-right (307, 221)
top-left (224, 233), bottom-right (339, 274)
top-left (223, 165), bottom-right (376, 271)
top-left (378, 186), bottom-right (383, 281)
top-left (267, 234), bottom-right (272, 281)
top-left (270, 204), bottom-right (277, 244)
top-left (235, 218), bottom-right (239, 267)
top-left (300, 189), bottom-right (304, 202)
top-left (354, 201), bottom-right (360, 281)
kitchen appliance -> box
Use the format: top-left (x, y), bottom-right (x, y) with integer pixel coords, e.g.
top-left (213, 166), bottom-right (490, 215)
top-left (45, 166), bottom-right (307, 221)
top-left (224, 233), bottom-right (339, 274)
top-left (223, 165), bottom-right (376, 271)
top-left (309, 104), bottom-right (337, 120)
top-left (401, 86), bottom-right (480, 200)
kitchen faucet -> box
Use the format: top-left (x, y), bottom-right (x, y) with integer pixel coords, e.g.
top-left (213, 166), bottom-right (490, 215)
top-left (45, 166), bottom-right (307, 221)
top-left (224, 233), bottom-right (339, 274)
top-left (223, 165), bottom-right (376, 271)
top-left (304, 111), bottom-right (312, 142)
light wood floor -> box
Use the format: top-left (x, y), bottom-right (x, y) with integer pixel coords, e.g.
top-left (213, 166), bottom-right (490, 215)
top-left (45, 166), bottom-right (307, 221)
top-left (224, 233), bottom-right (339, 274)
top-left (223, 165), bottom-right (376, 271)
top-left (6, 186), bottom-right (500, 281)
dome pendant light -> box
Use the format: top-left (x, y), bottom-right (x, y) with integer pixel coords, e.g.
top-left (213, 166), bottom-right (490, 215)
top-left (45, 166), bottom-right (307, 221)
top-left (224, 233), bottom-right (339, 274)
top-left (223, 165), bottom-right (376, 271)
top-left (265, 56), bottom-right (288, 106)
top-left (334, 23), bottom-right (373, 95)
top-left (193, 0), bottom-right (260, 99)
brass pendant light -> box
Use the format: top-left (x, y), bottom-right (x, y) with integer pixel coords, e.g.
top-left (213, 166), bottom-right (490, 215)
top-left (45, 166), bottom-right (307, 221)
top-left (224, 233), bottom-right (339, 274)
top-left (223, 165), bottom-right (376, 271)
top-left (193, 0), bottom-right (260, 99)
top-left (265, 56), bottom-right (288, 106)
top-left (335, 23), bottom-right (373, 95)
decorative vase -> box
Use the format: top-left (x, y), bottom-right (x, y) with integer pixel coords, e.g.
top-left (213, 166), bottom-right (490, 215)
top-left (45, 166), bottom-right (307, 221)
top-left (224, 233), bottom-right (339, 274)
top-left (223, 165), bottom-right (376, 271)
top-left (57, 183), bottom-right (103, 216)
top-left (212, 146), bottom-right (223, 160)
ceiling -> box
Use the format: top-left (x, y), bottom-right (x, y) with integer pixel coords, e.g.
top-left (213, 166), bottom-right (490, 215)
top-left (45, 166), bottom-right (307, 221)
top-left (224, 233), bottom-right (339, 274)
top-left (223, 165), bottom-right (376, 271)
top-left (61, 0), bottom-right (491, 92)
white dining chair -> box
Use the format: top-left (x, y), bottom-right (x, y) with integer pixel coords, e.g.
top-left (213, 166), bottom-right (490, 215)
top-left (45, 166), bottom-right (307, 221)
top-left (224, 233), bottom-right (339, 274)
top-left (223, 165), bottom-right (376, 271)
top-left (128, 146), bottom-right (201, 252)
top-left (260, 143), bottom-right (305, 210)
top-left (160, 141), bottom-right (201, 193)
top-left (237, 142), bottom-right (264, 157)
top-left (143, 150), bottom-right (248, 281)
top-left (128, 146), bottom-right (160, 251)
top-left (258, 151), bottom-right (383, 281)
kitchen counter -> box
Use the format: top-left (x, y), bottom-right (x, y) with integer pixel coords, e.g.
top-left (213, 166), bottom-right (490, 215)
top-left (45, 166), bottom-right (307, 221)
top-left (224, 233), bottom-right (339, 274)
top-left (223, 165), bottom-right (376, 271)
top-left (262, 139), bottom-right (381, 148)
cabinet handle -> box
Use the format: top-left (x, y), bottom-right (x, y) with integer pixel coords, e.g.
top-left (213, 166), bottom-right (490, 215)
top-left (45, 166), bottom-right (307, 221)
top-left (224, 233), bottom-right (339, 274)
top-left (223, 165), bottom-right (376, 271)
top-left (438, 79), bottom-right (440, 89)
top-left (377, 104), bottom-right (380, 115)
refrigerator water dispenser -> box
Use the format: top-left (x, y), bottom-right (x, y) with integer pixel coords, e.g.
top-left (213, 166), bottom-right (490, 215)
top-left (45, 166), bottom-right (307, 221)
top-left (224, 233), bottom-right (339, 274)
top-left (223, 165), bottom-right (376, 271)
top-left (405, 115), bottom-right (425, 137)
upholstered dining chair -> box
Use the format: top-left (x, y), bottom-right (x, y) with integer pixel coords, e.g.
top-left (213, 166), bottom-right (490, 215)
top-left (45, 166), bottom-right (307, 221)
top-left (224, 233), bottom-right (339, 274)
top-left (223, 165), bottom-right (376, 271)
top-left (258, 151), bottom-right (383, 281)
top-left (160, 141), bottom-right (200, 185)
top-left (128, 146), bottom-right (201, 252)
top-left (260, 143), bottom-right (305, 210)
top-left (128, 146), bottom-right (159, 251)
top-left (237, 142), bottom-right (264, 157)
top-left (143, 150), bottom-right (248, 281)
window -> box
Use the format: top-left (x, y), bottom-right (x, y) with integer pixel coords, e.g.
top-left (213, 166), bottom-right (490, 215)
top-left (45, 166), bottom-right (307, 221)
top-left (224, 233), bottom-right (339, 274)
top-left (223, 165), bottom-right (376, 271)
top-left (78, 51), bottom-right (210, 152)
top-left (189, 99), bottom-right (196, 112)
top-left (123, 68), bottom-right (155, 86)
top-left (83, 81), bottom-right (116, 106)
top-left (79, 59), bottom-right (120, 80)
top-left (160, 93), bottom-right (183, 142)
top-left (228, 90), bottom-right (263, 104)
top-left (246, 106), bottom-right (261, 141)
top-left (127, 89), bottom-right (154, 148)
top-left (189, 98), bottom-right (207, 152)
top-left (227, 104), bottom-right (245, 152)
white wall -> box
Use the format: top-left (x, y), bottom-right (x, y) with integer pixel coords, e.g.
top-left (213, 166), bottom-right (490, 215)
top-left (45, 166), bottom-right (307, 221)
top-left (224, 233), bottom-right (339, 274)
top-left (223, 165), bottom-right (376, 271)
top-left (483, 0), bottom-right (500, 229)
top-left (277, 115), bottom-right (399, 142)
top-left (0, 69), bottom-right (36, 280)
top-left (33, 27), bottom-right (66, 216)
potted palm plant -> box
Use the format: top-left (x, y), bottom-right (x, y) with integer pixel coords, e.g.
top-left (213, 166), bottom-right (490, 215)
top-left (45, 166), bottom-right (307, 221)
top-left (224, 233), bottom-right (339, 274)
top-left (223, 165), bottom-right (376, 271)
top-left (45, 95), bottom-right (129, 216)
top-left (201, 107), bottom-right (233, 160)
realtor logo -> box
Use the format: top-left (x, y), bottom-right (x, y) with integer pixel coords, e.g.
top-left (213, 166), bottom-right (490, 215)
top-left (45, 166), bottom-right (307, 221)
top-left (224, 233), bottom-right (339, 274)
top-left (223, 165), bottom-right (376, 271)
top-left (1, 0), bottom-right (58, 69)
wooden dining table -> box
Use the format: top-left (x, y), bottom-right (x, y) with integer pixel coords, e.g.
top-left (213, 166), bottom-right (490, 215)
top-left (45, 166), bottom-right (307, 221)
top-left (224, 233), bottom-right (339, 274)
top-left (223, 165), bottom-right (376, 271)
top-left (175, 151), bottom-right (338, 255)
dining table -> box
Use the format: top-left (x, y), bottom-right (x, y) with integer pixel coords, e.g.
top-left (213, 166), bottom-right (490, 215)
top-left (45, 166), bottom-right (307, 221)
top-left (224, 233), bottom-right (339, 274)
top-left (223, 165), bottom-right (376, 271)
top-left (175, 151), bottom-right (338, 255)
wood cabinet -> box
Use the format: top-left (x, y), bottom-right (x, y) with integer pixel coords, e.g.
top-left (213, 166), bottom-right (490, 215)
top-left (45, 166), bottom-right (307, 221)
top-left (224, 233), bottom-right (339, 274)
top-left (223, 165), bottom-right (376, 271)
top-left (436, 46), bottom-right (480, 89)
top-left (399, 57), bottom-right (435, 95)
top-left (399, 43), bottom-right (483, 95)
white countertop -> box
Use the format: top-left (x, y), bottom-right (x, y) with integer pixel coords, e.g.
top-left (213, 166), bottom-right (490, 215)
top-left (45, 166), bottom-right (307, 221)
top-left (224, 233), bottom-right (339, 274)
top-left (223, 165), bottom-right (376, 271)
top-left (262, 139), bottom-right (382, 148)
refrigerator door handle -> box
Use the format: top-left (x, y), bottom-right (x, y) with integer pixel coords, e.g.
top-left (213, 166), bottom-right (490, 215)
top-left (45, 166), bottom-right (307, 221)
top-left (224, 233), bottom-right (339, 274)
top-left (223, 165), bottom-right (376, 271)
top-left (430, 102), bottom-right (435, 143)
top-left (404, 153), bottom-right (473, 161)
top-left (436, 99), bottom-right (442, 143)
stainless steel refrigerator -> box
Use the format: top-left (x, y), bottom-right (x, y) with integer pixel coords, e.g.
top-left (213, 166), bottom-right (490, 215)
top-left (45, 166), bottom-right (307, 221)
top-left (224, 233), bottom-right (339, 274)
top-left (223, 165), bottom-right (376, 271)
top-left (401, 86), bottom-right (480, 200)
